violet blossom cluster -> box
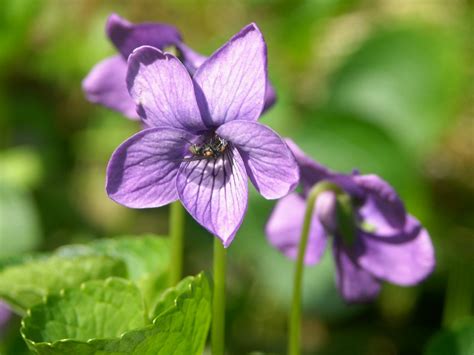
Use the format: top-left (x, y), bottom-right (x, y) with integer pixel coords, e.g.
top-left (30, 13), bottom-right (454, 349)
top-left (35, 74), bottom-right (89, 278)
top-left (83, 14), bottom-right (435, 300)
top-left (83, 14), bottom-right (276, 120)
top-left (83, 15), bottom-right (298, 246)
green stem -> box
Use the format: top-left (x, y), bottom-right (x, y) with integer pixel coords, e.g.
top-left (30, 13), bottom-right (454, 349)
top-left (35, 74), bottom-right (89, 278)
top-left (288, 181), bottom-right (340, 355)
top-left (169, 201), bottom-right (185, 287)
top-left (442, 259), bottom-right (472, 328)
top-left (212, 237), bottom-right (227, 355)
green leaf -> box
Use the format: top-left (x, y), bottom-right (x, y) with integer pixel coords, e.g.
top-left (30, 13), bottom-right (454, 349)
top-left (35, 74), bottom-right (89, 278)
top-left (22, 278), bottom-right (146, 344)
top-left (21, 273), bottom-right (211, 355)
top-left (56, 236), bottom-right (171, 313)
top-left (56, 236), bottom-right (170, 282)
top-left (0, 236), bottom-right (170, 315)
top-left (425, 320), bottom-right (474, 355)
top-left (0, 255), bottom-right (127, 312)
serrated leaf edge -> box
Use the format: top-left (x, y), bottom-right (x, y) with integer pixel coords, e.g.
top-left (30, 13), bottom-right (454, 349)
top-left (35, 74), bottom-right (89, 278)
top-left (20, 273), bottom-right (209, 352)
top-left (20, 277), bottom-right (145, 347)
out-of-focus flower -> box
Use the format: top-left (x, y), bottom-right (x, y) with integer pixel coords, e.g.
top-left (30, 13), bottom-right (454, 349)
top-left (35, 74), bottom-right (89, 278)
top-left (0, 301), bottom-right (11, 335)
top-left (266, 140), bottom-right (435, 302)
top-left (106, 24), bottom-right (298, 247)
top-left (82, 14), bottom-right (276, 120)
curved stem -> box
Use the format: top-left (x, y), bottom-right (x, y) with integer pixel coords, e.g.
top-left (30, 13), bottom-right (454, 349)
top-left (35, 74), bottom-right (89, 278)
top-left (169, 201), bottom-right (185, 286)
top-left (212, 238), bottom-right (227, 355)
top-left (288, 182), bottom-right (340, 355)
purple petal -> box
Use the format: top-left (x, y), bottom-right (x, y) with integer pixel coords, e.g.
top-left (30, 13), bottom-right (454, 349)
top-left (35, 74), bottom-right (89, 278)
top-left (176, 147), bottom-right (248, 247)
top-left (127, 46), bottom-right (206, 132)
top-left (0, 301), bottom-right (11, 330)
top-left (356, 215), bottom-right (435, 286)
top-left (178, 42), bottom-right (277, 113)
top-left (106, 13), bottom-right (182, 59)
top-left (176, 42), bottom-right (208, 75)
top-left (333, 241), bottom-right (381, 303)
top-left (262, 80), bottom-right (277, 113)
top-left (354, 174), bottom-right (407, 233)
top-left (106, 127), bottom-right (195, 208)
top-left (217, 121), bottom-right (299, 199)
top-left (285, 139), bottom-right (332, 194)
top-left (193, 23), bottom-right (267, 126)
top-left (266, 193), bottom-right (328, 265)
top-left (82, 55), bottom-right (138, 119)
top-left (285, 139), bottom-right (364, 198)
top-left (316, 190), bottom-right (338, 233)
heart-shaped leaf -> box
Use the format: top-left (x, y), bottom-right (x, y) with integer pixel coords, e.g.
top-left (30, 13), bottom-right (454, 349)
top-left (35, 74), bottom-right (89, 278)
top-left (0, 255), bottom-right (127, 312)
top-left (21, 273), bottom-right (211, 355)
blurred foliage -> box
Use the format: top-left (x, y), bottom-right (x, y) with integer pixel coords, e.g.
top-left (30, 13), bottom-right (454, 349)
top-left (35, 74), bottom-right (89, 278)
top-left (0, 0), bottom-right (473, 354)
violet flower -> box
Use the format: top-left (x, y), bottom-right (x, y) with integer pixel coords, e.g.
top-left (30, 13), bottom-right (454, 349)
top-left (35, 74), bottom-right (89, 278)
top-left (106, 24), bottom-right (299, 247)
top-left (0, 301), bottom-right (11, 336)
top-left (82, 14), bottom-right (276, 120)
top-left (266, 140), bottom-right (435, 302)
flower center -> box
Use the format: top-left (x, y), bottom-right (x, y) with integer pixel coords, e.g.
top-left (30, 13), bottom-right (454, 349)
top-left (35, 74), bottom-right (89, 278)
top-left (188, 134), bottom-right (229, 160)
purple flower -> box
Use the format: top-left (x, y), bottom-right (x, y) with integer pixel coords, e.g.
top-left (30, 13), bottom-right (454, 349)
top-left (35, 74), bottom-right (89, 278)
top-left (266, 140), bottom-right (435, 302)
top-left (0, 301), bottom-right (11, 335)
top-left (106, 24), bottom-right (299, 247)
top-left (82, 14), bottom-right (276, 120)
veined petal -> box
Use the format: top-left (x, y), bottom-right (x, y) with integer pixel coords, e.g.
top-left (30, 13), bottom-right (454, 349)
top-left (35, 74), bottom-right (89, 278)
top-left (176, 147), bottom-right (248, 247)
top-left (357, 215), bottom-right (435, 286)
top-left (217, 121), bottom-right (299, 199)
top-left (106, 13), bottom-right (182, 59)
top-left (106, 128), bottom-right (195, 208)
top-left (266, 193), bottom-right (328, 265)
top-left (193, 23), bottom-right (267, 126)
top-left (127, 46), bottom-right (206, 132)
top-left (82, 55), bottom-right (138, 119)
top-left (177, 42), bottom-right (277, 113)
top-left (333, 240), bottom-right (381, 303)
top-left (354, 174), bottom-right (406, 233)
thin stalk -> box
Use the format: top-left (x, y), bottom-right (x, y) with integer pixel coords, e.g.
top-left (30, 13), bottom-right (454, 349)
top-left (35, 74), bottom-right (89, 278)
top-left (169, 201), bottom-right (185, 286)
top-left (212, 237), bottom-right (227, 355)
top-left (288, 182), bottom-right (339, 355)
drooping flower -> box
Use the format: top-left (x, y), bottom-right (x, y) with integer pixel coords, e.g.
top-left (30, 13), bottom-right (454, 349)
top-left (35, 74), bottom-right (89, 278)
top-left (106, 24), bottom-right (299, 247)
top-left (266, 140), bottom-right (435, 302)
top-left (82, 14), bottom-right (276, 119)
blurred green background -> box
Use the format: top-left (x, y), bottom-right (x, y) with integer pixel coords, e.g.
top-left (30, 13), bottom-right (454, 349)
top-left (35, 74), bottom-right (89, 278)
top-left (0, 0), bottom-right (473, 354)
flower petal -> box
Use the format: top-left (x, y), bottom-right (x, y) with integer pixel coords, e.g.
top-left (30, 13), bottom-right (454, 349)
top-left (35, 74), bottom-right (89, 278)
top-left (285, 139), bottom-right (364, 198)
top-left (193, 23), bottom-right (267, 126)
top-left (176, 147), bottom-right (248, 246)
top-left (176, 42), bottom-right (208, 75)
top-left (106, 13), bottom-right (182, 59)
top-left (82, 55), bottom-right (138, 119)
top-left (356, 215), bottom-right (435, 286)
top-left (106, 127), bottom-right (195, 208)
top-left (217, 121), bottom-right (299, 199)
top-left (127, 46), bottom-right (206, 132)
top-left (0, 301), bottom-right (11, 329)
top-left (285, 139), bottom-right (332, 193)
top-left (263, 80), bottom-right (277, 113)
top-left (266, 192), bottom-right (328, 265)
top-left (333, 241), bottom-right (381, 303)
top-left (354, 174), bottom-right (406, 233)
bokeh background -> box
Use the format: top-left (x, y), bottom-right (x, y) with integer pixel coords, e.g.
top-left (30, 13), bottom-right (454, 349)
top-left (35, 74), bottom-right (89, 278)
top-left (0, 0), bottom-right (473, 354)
